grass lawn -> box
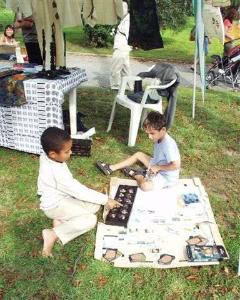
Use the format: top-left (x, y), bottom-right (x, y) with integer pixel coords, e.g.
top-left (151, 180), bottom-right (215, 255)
top-left (0, 86), bottom-right (239, 299)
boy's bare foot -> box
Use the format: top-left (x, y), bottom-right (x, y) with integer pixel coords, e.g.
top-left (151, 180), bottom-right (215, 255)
top-left (42, 229), bottom-right (58, 257)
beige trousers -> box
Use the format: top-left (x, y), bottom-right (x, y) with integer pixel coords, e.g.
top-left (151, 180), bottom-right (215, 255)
top-left (43, 197), bottom-right (100, 245)
top-left (110, 49), bottom-right (131, 88)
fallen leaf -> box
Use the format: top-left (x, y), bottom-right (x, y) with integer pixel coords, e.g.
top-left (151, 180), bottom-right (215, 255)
top-left (133, 272), bottom-right (144, 286)
top-left (31, 155), bottom-right (38, 160)
top-left (185, 274), bottom-right (199, 281)
top-left (73, 280), bottom-right (81, 287)
top-left (97, 275), bottom-right (108, 287)
top-left (78, 264), bottom-right (87, 271)
top-left (224, 266), bottom-right (229, 275)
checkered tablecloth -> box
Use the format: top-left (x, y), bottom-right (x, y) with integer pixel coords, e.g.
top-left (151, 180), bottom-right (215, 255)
top-left (0, 68), bottom-right (87, 154)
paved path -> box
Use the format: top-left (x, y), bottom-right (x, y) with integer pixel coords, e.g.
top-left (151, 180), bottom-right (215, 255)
top-left (66, 53), bottom-right (201, 88)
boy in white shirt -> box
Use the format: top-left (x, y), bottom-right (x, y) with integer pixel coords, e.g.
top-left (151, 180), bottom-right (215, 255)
top-left (38, 127), bottom-right (120, 257)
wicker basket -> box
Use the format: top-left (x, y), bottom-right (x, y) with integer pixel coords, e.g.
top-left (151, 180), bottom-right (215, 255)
top-left (71, 138), bottom-right (92, 156)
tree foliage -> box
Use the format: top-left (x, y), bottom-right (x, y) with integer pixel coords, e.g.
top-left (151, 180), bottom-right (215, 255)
top-left (231, 0), bottom-right (240, 6)
top-left (156, 0), bottom-right (193, 30)
top-left (0, 0), bottom-right (6, 8)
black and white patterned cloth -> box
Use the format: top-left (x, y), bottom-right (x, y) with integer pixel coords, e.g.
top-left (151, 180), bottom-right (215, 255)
top-left (0, 68), bottom-right (87, 154)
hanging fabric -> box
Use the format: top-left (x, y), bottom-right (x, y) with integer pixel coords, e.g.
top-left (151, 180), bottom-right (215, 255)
top-left (204, 0), bottom-right (231, 6)
top-left (128, 0), bottom-right (164, 50)
top-left (212, 0), bottom-right (231, 7)
top-left (56, 0), bottom-right (84, 27)
top-left (6, 0), bottom-right (33, 17)
top-left (83, 0), bottom-right (124, 27)
top-left (203, 4), bottom-right (224, 44)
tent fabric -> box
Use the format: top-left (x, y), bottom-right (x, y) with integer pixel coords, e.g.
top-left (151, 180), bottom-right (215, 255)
top-left (56, 0), bottom-right (84, 27)
top-left (33, 0), bottom-right (64, 67)
top-left (128, 0), bottom-right (163, 50)
top-left (6, 0), bottom-right (33, 17)
top-left (204, 0), bottom-right (231, 7)
top-left (203, 4), bottom-right (224, 43)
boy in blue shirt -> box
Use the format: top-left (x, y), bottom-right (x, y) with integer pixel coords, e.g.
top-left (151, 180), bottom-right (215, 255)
top-left (97, 112), bottom-right (180, 191)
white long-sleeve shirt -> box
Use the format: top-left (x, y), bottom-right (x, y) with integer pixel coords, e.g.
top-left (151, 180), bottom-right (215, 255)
top-left (37, 153), bottom-right (108, 210)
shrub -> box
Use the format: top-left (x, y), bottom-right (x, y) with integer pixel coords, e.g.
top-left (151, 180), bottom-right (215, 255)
top-left (156, 0), bottom-right (192, 30)
top-left (83, 24), bottom-right (114, 48)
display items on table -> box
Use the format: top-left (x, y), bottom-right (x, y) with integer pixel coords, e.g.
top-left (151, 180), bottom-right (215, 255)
top-left (0, 71), bottom-right (36, 107)
top-left (0, 68), bottom-right (87, 154)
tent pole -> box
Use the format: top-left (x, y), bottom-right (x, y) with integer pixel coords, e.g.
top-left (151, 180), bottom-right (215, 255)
top-left (192, 44), bottom-right (198, 119)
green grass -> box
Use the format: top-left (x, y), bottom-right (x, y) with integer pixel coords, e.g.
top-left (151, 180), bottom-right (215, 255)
top-left (0, 86), bottom-right (240, 299)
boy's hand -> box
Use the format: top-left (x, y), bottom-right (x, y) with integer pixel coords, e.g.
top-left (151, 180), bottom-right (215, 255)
top-left (149, 165), bottom-right (160, 174)
top-left (106, 199), bottom-right (122, 210)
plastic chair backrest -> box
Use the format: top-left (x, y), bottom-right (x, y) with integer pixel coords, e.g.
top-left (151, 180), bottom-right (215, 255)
top-left (139, 78), bottom-right (177, 106)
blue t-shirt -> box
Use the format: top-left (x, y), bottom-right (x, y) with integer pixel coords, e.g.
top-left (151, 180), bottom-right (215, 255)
top-left (150, 133), bottom-right (180, 184)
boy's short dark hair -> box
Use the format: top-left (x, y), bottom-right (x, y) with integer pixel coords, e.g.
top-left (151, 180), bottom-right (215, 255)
top-left (143, 111), bottom-right (166, 131)
top-left (41, 127), bottom-right (71, 154)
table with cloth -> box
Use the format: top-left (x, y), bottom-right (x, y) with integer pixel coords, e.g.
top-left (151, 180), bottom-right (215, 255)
top-left (0, 68), bottom-right (87, 154)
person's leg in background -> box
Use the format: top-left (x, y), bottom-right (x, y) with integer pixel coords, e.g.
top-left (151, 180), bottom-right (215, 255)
top-left (223, 41), bottom-right (233, 57)
top-left (25, 42), bottom-right (43, 65)
top-left (121, 50), bottom-right (133, 90)
top-left (110, 49), bottom-right (124, 89)
top-left (204, 36), bottom-right (209, 56)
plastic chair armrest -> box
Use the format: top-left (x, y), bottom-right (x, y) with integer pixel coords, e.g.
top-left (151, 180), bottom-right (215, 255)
top-left (118, 76), bottom-right (142, 96)
top-left (122, 76), bottom-right (142, 82)
top-left (145, 78), bottom-right (177, 91)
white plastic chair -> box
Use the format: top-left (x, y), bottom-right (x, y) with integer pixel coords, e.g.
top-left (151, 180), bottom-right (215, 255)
top-left (107, 76), bottom-right (177, 147)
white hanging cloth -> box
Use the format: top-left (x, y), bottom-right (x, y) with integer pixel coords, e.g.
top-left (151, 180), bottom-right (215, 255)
top-left (203, 4), bottom-right (224, 44)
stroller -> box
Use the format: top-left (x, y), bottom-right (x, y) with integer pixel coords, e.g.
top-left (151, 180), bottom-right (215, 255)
top-left (206, 44), bottom-right (240, 89)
